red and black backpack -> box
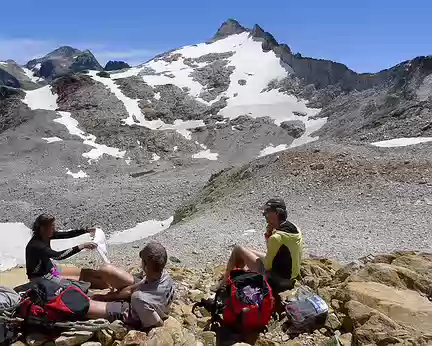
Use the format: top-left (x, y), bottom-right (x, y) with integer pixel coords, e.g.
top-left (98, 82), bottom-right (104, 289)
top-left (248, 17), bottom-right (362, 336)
top-left (17, 278), bottom-right (90, 323)
top-left (193, 269), bottom-right (275, 331)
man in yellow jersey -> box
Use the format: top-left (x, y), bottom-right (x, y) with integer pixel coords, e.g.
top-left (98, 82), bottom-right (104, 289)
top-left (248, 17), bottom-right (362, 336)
top-left (223, 198), bottom-right (303, 290)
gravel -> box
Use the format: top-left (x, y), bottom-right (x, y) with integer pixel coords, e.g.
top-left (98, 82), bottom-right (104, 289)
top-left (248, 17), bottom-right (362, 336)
top-left (72, 139), bottom-right (432, 270)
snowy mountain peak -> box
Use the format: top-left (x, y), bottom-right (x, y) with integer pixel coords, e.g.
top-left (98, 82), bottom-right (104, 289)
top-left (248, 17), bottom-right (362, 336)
top-left (211, 19), bottom-right (248, 41)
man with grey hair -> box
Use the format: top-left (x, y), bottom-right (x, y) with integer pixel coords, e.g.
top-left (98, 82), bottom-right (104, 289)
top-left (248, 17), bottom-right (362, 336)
top-left (87, 241), bottom-right (175, 329)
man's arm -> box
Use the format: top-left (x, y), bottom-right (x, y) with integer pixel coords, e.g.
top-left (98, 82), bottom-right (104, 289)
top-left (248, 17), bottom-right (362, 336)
top-left (93, 282), bottom-right (140, 302)
top-left (264, 233), bottom-right (281, 270)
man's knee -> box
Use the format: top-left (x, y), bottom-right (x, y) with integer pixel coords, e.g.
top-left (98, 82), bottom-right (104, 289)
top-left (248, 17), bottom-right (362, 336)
top-left (99, 263), bottom-right (116, 274)
top-left (233, 244), bottom-right (245, 253)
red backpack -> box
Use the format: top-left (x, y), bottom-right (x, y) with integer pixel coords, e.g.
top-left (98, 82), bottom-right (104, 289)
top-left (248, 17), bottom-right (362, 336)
top-left (194, 269), bottom-right (275, 331)
top-left (17, 278), bottom-right (90, 323)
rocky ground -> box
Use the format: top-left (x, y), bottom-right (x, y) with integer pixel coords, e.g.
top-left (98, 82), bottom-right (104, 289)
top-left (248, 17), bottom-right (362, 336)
top-left (5, 251), bottom-right (432, 346)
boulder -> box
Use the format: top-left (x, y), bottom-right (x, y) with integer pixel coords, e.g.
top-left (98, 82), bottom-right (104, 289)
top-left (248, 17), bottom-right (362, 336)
top-left (280, 120), bottom-right (306, 138)
top-left (26, 334), bottom-right (51, 346)
top-left (344, 281), bottom-right (432, 333)
top-left (55, 331), bottom-right (93, 346)
top-left (122, 330), bottom-right (147, 346)
top-left (97, 329), bottom-right (113, 346)
top-left (109, 320), bottom-right (128, 340)
top-left (146, 316), bottom-right (185, 346)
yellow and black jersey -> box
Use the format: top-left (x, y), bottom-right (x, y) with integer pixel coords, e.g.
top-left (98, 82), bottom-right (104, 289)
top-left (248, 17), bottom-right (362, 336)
top-left (264, 220), bottom-right (303, 281)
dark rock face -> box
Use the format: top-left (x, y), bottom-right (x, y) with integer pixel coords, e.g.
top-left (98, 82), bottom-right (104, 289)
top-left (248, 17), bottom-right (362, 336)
top-left (116, 76), bottom-right (155, 100)
top-left (280, 120), bottom-right (306, 138)
top-left (139, 84), bottom-right (210, 124)
top-left (26, 46), bottom-right (103, 80)
top-left (250, 24), bottom-right (279, 52)
top-left (0, 86), bottom-right (32, 134)
top-left (0, 61), bottom-right (43, 90)
top-left (0, 68), bottom-right (20, 88)
top-left (313, 56), bottom-right (432, 141)
top-left (211, 19), bottom-right (248, 41)
top-left (70, 50), bottom-right (103, 72)
top-left (190, 60), bottom-right (235, 101)
top-left (105, 61), bottom-right (131, 71)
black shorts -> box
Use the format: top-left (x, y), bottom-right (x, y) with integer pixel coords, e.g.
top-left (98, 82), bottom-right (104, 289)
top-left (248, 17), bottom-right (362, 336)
top-left (106, 301), bottom-right (130, 322)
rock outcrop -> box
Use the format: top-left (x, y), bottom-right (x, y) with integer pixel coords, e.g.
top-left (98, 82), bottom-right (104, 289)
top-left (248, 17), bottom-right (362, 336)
top-left (104, 61), bottom-right (131, 71)
top-left (211, 19), bottom-right (248, 42)
top-left (280, 120), bottom-right (306, 138)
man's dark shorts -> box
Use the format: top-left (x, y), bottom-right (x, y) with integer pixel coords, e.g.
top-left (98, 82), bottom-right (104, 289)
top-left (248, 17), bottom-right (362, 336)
top-left (106, 301), bottom-right (130, 322)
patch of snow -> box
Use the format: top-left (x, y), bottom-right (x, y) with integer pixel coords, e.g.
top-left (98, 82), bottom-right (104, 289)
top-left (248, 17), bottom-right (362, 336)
top-left (23, 86), bottom-right (57, 111)
top-left (109, 67), bottom-right (143, 79)
top-left (143, 33), bottom-right (322, 131)
top-left (108, 216), bottom-right (174, 244)
top-left (42, 137), bottom-right (63, 143)
top-left (192, 149), bottom-right (219, 160)
top-left (371, 137), bottom-right (432, 148)
top-left (0, 223), bottom-right (32, 271)
top-left (0, 61), bottom-right (7, 66)
top-left (259, 144), bottom-right (289, 157)
top-left (151, 153), bottom-right (160, 161)
top-left (154, 92), bottom-right (161, 100)
top-left (89, 71), bottom-right (204, 140)
top-left (290, 117), bottom-right (328, 148)
top-left (66, 169), bottom-right (88, 178)
top-left (220, 90), bottom-right (321, 125)
top-left (173, 146), bottom-right (178, 151)
top-left (34, 63), bottom-right (41, 70)
top-left (54, 111), bottom-right (126, 162)
top-left (22, 67), bottom-right (43, 83)
top-left (125, 158), bottom-right (132, 165)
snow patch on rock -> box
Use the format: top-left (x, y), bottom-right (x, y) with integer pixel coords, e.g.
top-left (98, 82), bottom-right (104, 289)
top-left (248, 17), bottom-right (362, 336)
top-left (108, 216), bottom-right (174, 244)
top-left (192, 149), bottom-right (219, 161)
top-left (371, 137), bottom-right (432, 147)
top-left (0, 223), bottom-right (32, 271)
top-left (66, 169), bottom-right (88, 178)
top-left (54, 111), bottom-right (126, 162)
top-left (23, 86), bottom-right (57, 111)
top-left (22, 67), bottom-right (43, 83)
top-left (42, 137), bottom-right (63, 143)
top-left (89, 71), bottom-right (204, 140)
top-left (259, 144), bottom-right (289, 157)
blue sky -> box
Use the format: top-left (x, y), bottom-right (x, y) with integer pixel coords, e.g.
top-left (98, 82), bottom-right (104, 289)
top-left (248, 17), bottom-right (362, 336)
top-left (0, 0), bottom-right (430, 72)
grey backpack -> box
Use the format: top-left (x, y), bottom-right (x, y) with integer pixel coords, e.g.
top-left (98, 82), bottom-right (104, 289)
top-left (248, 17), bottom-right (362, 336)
top-left (0, 286), bottom-right (20, 345)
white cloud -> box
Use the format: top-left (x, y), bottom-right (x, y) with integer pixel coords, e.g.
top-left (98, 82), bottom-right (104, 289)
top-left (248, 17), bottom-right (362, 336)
top-left (0, 37), bottom-right (160, 67)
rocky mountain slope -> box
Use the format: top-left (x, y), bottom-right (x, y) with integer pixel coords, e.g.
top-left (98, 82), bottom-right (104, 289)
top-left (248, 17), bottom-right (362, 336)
top-left (0, 19), bottom-right (431, 267)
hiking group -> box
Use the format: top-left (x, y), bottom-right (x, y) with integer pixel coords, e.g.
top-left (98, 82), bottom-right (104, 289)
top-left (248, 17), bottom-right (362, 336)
top-left (15, 197), bottom-right (303, 332)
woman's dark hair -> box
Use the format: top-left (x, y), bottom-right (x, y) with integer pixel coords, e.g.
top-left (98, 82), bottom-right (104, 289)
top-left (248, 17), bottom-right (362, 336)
top-left (32, 214), bottom-right (55, 237)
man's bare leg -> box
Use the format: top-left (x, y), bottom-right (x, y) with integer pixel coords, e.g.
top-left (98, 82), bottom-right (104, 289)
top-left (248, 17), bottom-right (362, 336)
top-left (60, 267), bottom-right (109, 289)
top-left (86, 300), bottom-right (109, 319)
top-left (96, 264), bottom-right (135, 290)
top-left (223, 245), bottom-right (263, 282)
top-left (61, 264), bottom-right (135, 290)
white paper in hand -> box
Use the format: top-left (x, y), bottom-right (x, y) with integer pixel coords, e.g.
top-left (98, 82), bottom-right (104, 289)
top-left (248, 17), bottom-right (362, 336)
top-left (93, 229), bottom-right (110, 264)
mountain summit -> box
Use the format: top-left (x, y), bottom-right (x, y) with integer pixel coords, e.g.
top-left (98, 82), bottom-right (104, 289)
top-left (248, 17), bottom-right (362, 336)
top-left (211, 18), bottom-right (248, 41)
top-left (25, 46), bottom-right (103, 80)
